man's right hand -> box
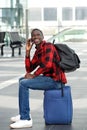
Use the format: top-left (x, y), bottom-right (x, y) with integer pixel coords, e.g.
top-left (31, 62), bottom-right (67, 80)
top-left (26, 39), bottom-right (33, 51)
top-left (26, 39), bottom-right (34, 57)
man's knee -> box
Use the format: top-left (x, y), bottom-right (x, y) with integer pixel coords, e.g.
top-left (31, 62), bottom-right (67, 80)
top-left (19, 77), bottom-right (25, 82)
top-left (19, 78), bottom-right (29, 89)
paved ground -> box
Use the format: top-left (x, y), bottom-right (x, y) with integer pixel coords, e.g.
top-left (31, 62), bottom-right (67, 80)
top-left (0, 43), bottom-right (87, 130)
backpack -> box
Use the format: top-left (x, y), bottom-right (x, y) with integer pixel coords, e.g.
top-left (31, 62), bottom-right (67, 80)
top-left (53, 43), bottom-right (81, 73)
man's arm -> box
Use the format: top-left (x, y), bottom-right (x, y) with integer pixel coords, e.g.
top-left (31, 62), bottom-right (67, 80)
top-left (25, 39), bottom-right (33, 58)
top-left (25, 39), bottom-right (34, 73)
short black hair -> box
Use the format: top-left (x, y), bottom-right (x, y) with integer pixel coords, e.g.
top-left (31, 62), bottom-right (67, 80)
top-left (31, 28), bottom-right (43, 36)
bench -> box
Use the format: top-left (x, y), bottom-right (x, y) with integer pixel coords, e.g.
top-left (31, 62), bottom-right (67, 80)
top-left (8, 32), bottom-right (24, 57)
top-left (0, 32), bottom-right (6, 55)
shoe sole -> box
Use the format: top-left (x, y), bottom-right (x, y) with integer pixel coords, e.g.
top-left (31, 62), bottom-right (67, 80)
top-left (10, 125), bottom-right (32, 129)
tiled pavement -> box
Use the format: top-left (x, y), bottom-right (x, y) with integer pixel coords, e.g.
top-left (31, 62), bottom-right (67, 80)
top-left (0, 43), bottom-right (87, 130)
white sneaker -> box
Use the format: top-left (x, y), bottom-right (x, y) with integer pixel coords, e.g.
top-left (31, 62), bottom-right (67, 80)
top-left (10, 114), bottom-right (31, 122)
top-left (10, 115), bottom-right (20, 122)
top-left (10, 119), bottom-right (32, 129)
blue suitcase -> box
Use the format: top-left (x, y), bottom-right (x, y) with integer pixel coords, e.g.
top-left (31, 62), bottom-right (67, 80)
top-left (43, 86), bottom-right (73, 125)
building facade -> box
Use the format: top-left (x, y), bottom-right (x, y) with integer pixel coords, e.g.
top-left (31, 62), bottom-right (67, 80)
top-left (0, 0), bottom-right (87, 37)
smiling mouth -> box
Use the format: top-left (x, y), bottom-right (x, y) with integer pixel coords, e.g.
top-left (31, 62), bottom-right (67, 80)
top-left (34, 39), bottom-right (40, 43)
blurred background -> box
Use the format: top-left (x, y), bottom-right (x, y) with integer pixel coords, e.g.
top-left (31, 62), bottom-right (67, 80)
top-left (0, 0), bottom-right (87, 42)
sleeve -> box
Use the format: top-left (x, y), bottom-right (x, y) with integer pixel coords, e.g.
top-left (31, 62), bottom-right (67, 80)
top-left (25, 57), bottom-right (30, 73)
top-left (25, 52), bottom-right (38, 73)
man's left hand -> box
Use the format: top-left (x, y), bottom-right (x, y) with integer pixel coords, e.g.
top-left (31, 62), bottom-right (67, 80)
top-left (25, 73), bottom-right (35, 79)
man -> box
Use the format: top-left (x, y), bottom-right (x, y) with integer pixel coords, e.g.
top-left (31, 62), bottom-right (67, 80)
top-left (10, 28), bottom-right (67, 128)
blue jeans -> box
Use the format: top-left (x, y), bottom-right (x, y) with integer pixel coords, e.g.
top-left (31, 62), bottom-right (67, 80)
top-left (19, 75), bottom-right (65, 120)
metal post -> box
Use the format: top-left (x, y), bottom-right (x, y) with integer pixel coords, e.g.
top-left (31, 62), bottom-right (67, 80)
top-left (25, 9), bottom-right (29, 40)
top-left (25, 0), bottom-right (29, 41)
top-left (10, 0), bottom-right (14, 28)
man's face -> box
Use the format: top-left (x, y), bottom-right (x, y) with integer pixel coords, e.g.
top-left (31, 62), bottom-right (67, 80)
top-left (31, 30), bottom-right (44, 45)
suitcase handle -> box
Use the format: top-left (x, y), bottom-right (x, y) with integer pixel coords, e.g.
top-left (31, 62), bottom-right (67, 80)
top-left (61, 86), bottom-right (64, 97)
top-left (59, 82), bottom-right (64, 97)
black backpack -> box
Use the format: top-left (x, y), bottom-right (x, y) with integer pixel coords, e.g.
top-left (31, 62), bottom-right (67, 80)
top-left (53, 43), bottom-right (81, 73)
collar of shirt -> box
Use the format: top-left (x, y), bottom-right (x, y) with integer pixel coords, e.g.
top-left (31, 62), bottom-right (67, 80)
top-left (35, 40), bottom-right (46, 49)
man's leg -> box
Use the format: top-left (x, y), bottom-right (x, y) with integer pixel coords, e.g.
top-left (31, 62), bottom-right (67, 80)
top-left (10, 75), bottom-right (65, 128)
top-left (19, 75), bottom-right (64, 120)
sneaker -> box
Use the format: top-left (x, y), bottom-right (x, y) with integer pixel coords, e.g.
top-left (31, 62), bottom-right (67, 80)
top-left (10, 119), bottom-right (32, 129)
top-left (10, 114), bottom-right (31, 122)
top-left (10, 115), bottom-right (20, 122)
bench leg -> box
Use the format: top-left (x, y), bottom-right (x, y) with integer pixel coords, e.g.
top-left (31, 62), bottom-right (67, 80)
top-left (1, 46), bottom-right (4, 55)
top-left (11, 47), bottom-right (21, 56)
top-left (19, 48), bottom-right (21, 55)
top-left (12, 48), bottom-right (14, 57)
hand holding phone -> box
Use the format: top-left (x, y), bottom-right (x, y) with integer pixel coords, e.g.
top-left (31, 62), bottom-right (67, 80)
top-left (26, 38), bottom-right (34, 51)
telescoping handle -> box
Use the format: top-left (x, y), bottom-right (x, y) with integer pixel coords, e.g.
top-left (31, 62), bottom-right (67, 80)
top-left (61, 84), bottom-right (64, 97)
top-left (59, 81), bottom-right (64, 97)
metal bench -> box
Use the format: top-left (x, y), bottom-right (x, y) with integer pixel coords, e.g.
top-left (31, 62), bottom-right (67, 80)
top-left (8, 32), bottom-right (24, 57)
top-left (0, 32), bottom-right (6, 55)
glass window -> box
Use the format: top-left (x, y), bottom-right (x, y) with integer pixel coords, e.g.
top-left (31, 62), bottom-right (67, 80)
top-left (62, 7), bottom-right (72, 21)
top-left (75, 7), bottom-right (87, 20)
top-left (2, 8), bottom-right (16, 24)
top-left (29, 8), bottom-right (41, 21)
top-left (1, 7), bottom-right (23, 27)
top-left (0, 9), bottom-right (2, 17)
top-left (44, 8), bottom-right (57, 21)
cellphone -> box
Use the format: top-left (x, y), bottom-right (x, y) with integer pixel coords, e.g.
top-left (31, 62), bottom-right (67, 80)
top-left (30, 38), bottom-right (34, 42)
top-left (27, 38), bottom-right (33, 43)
